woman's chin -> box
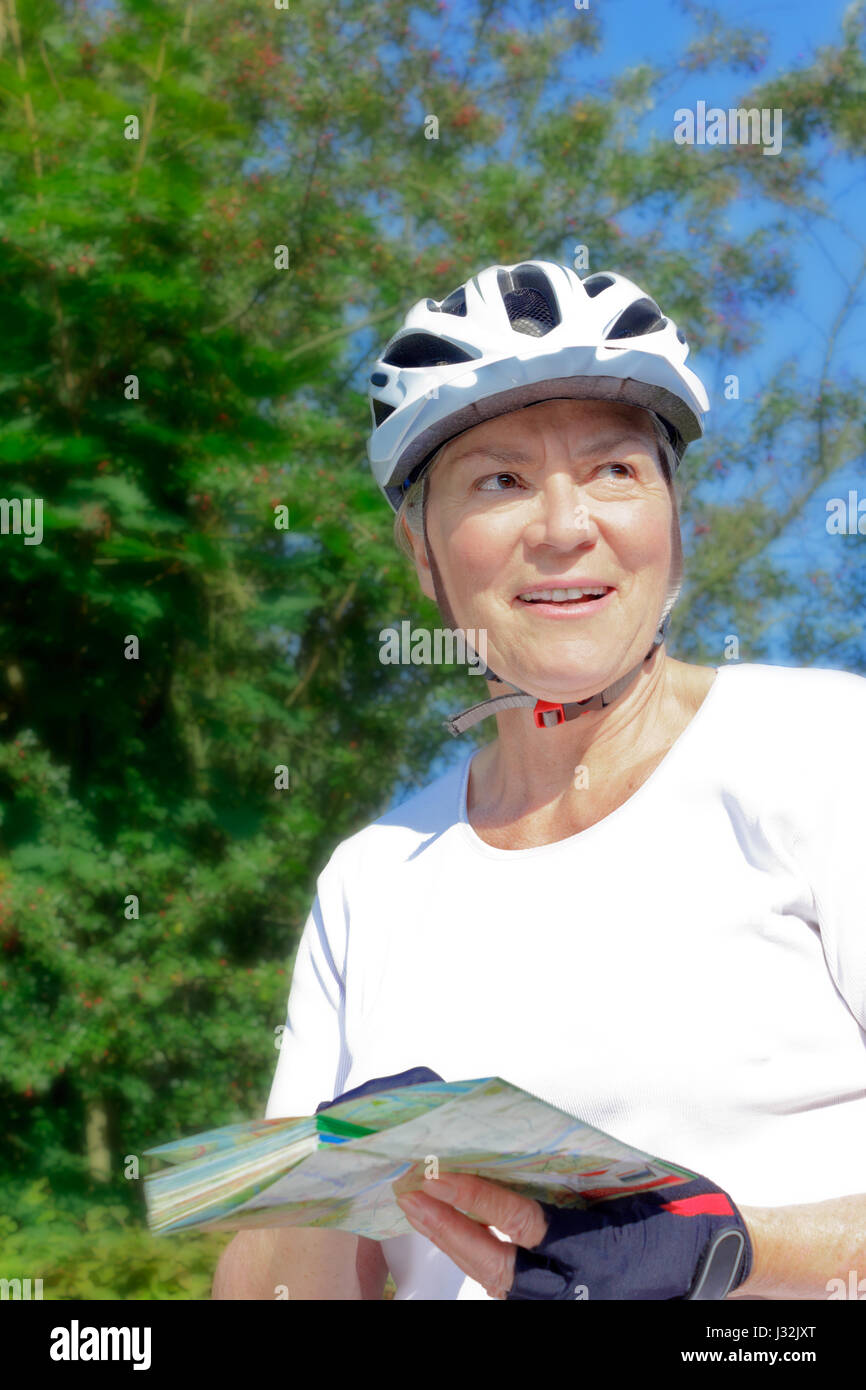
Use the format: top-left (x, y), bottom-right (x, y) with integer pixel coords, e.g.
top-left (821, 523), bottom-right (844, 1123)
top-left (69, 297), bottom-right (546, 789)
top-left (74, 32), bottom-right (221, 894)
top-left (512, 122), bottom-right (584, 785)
top-left (498, 636), bottom-right (655, 696)
top-left (499, 671), bottom-right (615, 704)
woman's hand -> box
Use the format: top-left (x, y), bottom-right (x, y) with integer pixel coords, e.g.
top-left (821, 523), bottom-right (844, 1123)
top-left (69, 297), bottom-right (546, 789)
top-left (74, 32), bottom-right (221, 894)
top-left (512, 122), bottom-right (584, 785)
top-left (392, 1164), bottom-right (754, 1300)
top-left (393, 1166), bottom-right (548, 1300)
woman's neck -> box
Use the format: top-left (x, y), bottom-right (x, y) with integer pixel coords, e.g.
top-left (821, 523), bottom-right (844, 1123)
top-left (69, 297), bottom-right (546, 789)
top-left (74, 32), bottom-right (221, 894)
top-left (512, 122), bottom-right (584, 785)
top-left (466, 657), bottom-right (715, 840)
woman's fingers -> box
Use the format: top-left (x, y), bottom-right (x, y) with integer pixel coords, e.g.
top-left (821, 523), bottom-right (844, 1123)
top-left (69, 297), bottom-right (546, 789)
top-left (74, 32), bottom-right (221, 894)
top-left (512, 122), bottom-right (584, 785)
top-left (413, 1172), bottom-right (549, 1246)
top-left (393, 1171), bottom-right (550, 1299)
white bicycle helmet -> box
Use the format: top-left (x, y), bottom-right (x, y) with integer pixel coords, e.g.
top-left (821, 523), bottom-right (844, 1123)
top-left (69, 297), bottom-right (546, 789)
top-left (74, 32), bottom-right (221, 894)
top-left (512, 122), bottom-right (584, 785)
top-left (365, 259), bottom-right (710, 735)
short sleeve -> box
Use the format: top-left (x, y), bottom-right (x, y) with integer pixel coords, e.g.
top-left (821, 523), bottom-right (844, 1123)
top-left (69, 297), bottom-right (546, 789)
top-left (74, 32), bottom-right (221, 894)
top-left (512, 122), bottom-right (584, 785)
top-left (795, 670), bottom-right (866, 1032)
top-left (265, 872), bottom-right (349, 1119)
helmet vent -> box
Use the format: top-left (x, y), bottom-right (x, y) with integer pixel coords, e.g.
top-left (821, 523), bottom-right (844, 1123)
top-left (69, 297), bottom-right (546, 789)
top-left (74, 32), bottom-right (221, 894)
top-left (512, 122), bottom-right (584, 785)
top-left (438, 286), bottom-right (467, 316)
top-left (581, 273), bottom-right (616, 298)
top-left (382, 332), bottom-right (475, 367)
top-left (497, 265), bottom-right (559, 337)
top-left (371, 398), bottom-right (396, 427)
top-left (606, 297), bottom-right (667, 340)
top-left (503, 286), bottom-right (556, 336)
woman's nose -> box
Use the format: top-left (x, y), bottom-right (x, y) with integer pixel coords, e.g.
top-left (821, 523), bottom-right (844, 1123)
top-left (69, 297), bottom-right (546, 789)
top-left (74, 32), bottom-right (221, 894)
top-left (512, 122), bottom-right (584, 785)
top-left (525, 482), bottom-right (598, 549)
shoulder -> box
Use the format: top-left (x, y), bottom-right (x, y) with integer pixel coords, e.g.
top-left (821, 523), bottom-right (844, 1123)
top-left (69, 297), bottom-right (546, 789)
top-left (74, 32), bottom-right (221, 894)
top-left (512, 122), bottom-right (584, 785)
top-left (317, 753), bottom-right (470, 886)
top-left (708, 662), bottom-right (866, 793)
top-left (713, 660), bottom-right (866, 720)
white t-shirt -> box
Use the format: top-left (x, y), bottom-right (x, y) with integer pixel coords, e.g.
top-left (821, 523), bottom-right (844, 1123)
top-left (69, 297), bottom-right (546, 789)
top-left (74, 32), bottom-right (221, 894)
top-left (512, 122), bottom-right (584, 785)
top-left (266, 662), bottom-right (866, 1300)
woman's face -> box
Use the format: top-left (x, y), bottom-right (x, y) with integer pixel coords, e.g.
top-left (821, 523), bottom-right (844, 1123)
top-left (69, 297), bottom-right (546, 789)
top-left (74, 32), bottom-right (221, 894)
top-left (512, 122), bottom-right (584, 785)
top-left (410, 398), bottom-right (674, 702)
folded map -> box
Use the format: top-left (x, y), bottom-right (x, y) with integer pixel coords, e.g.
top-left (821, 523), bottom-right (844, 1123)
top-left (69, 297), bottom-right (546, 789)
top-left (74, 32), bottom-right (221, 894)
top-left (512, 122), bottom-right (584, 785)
top-left (142, 1076), bottom-right (699, 1241)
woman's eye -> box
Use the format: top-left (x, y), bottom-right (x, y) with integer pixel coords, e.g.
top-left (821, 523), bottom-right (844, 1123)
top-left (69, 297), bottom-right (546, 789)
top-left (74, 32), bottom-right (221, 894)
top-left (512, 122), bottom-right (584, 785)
top-left (475, 464), bottom-right (633, 492)
top-left (476, 472), bottom-right (521, 492)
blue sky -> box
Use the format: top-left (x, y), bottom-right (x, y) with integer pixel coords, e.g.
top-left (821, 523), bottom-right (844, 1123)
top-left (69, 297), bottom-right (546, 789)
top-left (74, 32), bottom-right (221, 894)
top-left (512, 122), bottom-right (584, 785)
top-left (585, 0), bottom-right (847, 71)
top-left (593, 0), bottom-right (864, 368)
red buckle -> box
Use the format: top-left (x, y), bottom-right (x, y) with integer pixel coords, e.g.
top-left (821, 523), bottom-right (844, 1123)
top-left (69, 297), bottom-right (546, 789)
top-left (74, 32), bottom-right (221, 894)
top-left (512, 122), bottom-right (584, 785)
top-left (533, 700), bottom-right (565, 728)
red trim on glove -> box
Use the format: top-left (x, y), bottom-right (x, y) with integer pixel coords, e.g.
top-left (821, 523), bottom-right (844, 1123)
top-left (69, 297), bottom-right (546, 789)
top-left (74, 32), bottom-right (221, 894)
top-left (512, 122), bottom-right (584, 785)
top-left (661, 1194), bottom-right (734, 1217)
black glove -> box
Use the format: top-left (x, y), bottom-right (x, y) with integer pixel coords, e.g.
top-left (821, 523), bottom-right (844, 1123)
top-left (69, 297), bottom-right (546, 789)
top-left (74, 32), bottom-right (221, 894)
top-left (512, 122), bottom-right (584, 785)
top-left (505, 1173), bottom-right (753, 1300)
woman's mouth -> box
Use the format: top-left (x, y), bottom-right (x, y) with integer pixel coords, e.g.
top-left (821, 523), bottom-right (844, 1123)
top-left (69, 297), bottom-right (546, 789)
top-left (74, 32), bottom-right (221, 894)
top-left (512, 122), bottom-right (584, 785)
top-left (514, 585), bottom-right (615, 617)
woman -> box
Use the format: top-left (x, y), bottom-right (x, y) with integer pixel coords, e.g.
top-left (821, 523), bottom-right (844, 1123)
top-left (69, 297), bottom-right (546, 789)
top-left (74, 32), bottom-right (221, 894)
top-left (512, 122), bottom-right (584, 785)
top-left (214, 260), bottom-right (866, 1301)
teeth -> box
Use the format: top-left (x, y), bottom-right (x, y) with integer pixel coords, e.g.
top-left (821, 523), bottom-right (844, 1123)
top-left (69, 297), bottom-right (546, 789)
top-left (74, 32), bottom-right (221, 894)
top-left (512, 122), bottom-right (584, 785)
top-left (518, 587), bottom-right (609, 602)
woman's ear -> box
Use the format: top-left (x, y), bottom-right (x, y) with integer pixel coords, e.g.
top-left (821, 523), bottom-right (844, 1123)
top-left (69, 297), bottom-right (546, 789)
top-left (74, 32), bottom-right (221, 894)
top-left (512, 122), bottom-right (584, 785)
top-left (402, 513), bottom-right (438, 606)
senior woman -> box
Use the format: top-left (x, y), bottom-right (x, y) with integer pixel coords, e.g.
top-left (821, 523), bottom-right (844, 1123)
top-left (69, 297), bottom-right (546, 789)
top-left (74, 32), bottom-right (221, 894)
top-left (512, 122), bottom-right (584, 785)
top-left (213, 260), bottom-right (866, 1301)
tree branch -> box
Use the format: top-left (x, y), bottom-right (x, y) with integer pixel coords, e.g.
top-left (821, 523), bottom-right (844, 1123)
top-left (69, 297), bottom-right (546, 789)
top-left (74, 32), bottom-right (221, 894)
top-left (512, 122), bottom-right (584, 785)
top-left (286, 579), bottom-right (358, 708)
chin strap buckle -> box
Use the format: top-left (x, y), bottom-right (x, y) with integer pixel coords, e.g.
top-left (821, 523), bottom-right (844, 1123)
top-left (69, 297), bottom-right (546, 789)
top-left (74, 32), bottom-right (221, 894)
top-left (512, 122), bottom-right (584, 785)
top-left (533, 700), bottom-right (566, 729)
